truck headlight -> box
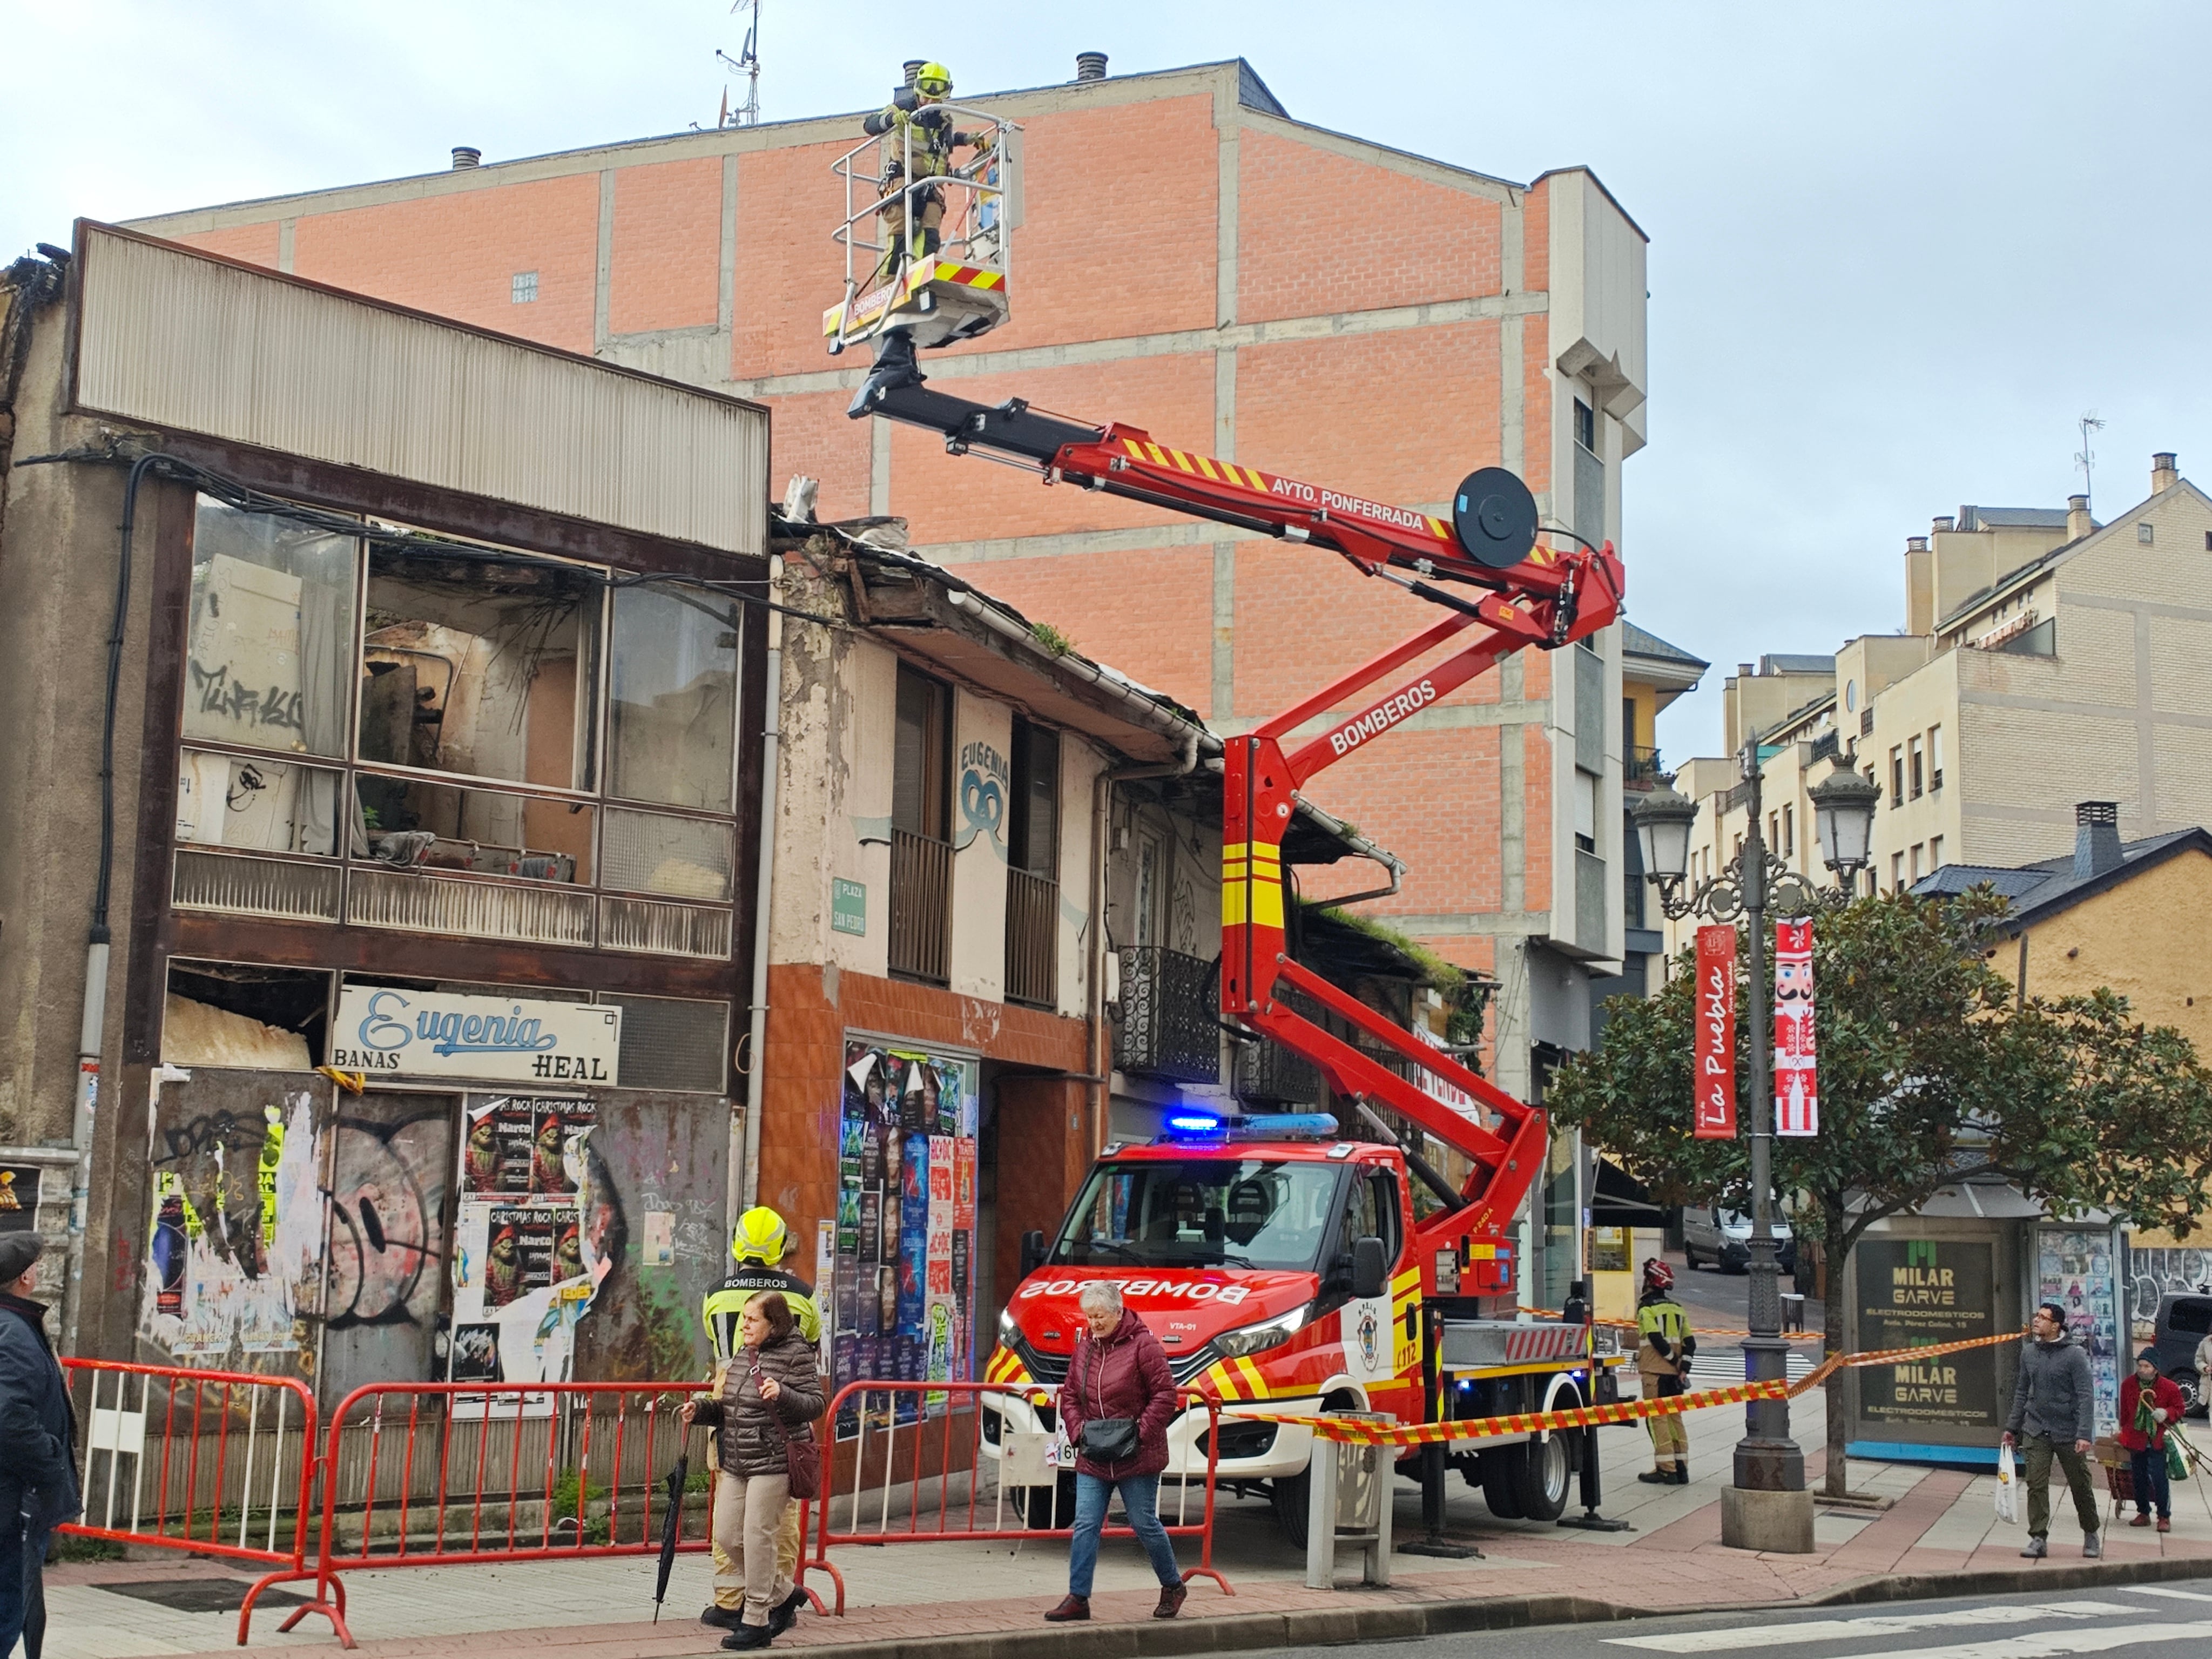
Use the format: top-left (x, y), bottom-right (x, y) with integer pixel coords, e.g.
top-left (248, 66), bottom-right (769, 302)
top-left (1212, 1305), bottom-right (1309, 1359)
top-left (998, 1308), bottom-right (1019, 1342)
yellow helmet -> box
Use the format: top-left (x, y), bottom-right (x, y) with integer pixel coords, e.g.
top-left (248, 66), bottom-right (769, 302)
top-left (730, 1205), bottom-right (791, 1265)
top-left (914, 62), bottom-right (953, 100)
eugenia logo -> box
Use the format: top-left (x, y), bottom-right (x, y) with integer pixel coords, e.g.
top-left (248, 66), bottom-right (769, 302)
top-left (354, 990), bottom-right (560, 1058)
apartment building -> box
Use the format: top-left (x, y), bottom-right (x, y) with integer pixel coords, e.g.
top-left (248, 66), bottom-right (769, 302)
top-left (1664, 454), bottom-right (2212, 958)
top-left (124, 53), bottom-right (1650, 1107)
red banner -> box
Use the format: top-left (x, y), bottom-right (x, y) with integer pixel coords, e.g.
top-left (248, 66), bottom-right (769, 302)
top-left (1693, 925), bottom-right (1736, 1139)
top-left (1774, 918), bottom-right (1818, 1136)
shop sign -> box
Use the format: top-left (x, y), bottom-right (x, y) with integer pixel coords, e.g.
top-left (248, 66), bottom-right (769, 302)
top-left (332, 987), bottom-right (621, 1084)
top-left (1857, 1237), bottom-right (2001, 1431)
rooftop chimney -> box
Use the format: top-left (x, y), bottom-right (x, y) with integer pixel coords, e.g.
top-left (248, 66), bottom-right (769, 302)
top-left (2153, 451), bottom-right (2180, 493)
top-left (1737, 662), bottom-right (1754, 680)
top-left (2067, 494), bottom-right (2093, 540)
top-left (1907, 535), bottom-right (1928, 552)
top-left (903, 59), bottom-right (925, 86)
top-left (451, 147), bottom-right (482, 170)
top-left (2073, 800), bottom-right (2123, 880)
top-left (1932, 515), bottom-right (1954, 535)
top-left (1075, 51), bottom-right (1109, 80)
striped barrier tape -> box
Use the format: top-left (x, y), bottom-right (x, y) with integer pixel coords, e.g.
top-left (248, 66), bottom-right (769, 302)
top-left (1236, 1326), bottom-right (2029, 1447)
top-left (1516, 1305), bottom-right (1826, 1341)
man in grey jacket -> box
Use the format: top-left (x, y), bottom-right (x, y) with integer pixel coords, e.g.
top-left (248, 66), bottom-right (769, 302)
top-left (2002, 1301), bottom-right (2101, 1559)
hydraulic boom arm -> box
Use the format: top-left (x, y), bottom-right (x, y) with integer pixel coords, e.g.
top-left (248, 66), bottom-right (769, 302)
top-left (855, 373), bottom-right (1626, 1296)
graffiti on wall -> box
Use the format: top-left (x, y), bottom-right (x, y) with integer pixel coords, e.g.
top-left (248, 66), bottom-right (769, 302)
top-left (2128, 1246), bottom-right (2212, 1340)
top-left (326, 1102), bottom-right (451, 1331)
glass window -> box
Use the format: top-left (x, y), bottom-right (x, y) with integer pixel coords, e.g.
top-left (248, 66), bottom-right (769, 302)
top-left (606, 584), bottom-right (739, 810)
top-left (185, 495), bottom-right (357, 758)
top-left (360, 546), bottom-right (601, 791)
top-left (1008, 720), bottom-right (1059, 878)
top-left (353, 777), bottom-right (593, 883)
top-left (601, 806), bottom-right (734, 901)
top-left (177, 750), bottom-right (342, 857)
top-left (891, 665), bottom-right (948, 837)
top-left (1050, 1159), bottom-right (1344, 1272)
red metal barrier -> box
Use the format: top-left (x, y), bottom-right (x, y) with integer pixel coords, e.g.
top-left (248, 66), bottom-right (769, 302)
top-left (59, 1358), bottom-right (334, 1646)
top-left (804, 1380), bottom-right (1233, 1616)
top-left (291, 1381), bottom-right (738, 1648)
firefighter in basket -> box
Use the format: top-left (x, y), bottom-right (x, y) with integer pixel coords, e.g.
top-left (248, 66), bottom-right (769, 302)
top-left (699, 1208), bottom-right (821, 1638)
top-left (861, 62), bottom-right (991, 286)
top-left (1635, 1258), bottom-right (1696, 1486)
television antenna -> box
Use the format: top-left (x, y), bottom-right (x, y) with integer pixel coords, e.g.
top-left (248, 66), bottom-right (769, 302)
top-left (2075, 410), bottom-right (2105, 512)
top-left (717, 0), bottom-right (761, 127)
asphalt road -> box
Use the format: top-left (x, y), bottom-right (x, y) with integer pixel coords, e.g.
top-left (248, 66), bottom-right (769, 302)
top-left (1258, 1580), bottom-right (2212, 1659)
top-left (1661, 1246), bottom-right (1825, 1334)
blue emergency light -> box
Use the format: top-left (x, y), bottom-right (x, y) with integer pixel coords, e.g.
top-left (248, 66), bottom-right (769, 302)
top-left (1160, 1112), bottom-right (1340, 1143)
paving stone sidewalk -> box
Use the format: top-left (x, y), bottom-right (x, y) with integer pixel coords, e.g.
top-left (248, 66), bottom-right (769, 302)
top-left (45, 1387), bottom-right (2212, 1659)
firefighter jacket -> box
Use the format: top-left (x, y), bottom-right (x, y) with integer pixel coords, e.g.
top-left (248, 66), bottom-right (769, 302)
top-left (703, 1264), bottom-right (820, 1366)
top-left (1636, 1292), bottom-right (1695, 1380)
top-left (861, 93), bottom-right (982, 178)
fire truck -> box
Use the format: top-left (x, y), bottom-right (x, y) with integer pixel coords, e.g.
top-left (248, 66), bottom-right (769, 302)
top-left (827, 92), bottom-right (1629, 1540)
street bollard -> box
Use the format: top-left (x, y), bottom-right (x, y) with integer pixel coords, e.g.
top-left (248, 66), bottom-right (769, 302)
top-left (1304, 1411), bottom-right (1393, 1590)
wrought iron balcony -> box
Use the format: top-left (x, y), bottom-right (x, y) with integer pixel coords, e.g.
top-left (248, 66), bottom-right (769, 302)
top-left (1114, 946), bottom-right (1220, 1084)
top-left (1626, 745), bottom-right (1665, 790)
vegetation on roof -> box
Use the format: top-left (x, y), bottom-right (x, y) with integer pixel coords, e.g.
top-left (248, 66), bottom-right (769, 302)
top-left (1303, 901), bottom-right (1465, 991)
top-left (1030, 621), bottom-right (1077, 657)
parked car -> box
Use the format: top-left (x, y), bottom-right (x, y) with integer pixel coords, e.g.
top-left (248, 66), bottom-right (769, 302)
top-left (1682, 1206), bottom-right (1798, 1276)
top-left (2143, 1291), bottom-right (2212, 1415)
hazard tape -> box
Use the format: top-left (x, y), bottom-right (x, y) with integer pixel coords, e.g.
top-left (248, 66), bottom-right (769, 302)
top-left (1237, 1326), bottom-right (2029, 1447)
top-left (1517, 1305), bottom-right (1826, 1341)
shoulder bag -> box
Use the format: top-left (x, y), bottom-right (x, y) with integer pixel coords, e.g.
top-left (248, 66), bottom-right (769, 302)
top-left (747, 1350), bottom-right (821, 1500)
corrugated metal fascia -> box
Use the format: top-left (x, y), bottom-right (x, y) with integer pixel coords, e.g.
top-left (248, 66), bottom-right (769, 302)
top-left (72, 223), bottom-right (765, 555)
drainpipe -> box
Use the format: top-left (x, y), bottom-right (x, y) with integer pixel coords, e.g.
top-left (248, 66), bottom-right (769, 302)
top-left (737, 551), bottom-right (786, 1218)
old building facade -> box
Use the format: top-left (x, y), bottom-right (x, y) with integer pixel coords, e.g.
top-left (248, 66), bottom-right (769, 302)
top-left (126, 53), bottom-right (1651, 1109)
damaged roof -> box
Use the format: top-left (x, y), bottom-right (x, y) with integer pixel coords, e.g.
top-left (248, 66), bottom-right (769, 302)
top-left (775, 512), bottom-right (1399, 873)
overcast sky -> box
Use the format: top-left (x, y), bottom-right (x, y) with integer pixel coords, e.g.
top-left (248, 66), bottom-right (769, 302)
top-left (8, 2), bottom-right (2206, 759)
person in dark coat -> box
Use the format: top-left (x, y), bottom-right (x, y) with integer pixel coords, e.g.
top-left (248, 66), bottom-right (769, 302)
top-left (0, 1235), bottom-right (78, 1659)
top-left (2002, 1301), bottom-right (2101, 1559)
top-left (2119, 1354), bottom-right (2186, 1532)
top-left (682, 1292), bottom-right (824, 1651)
top-left (1044, 1281), bottom-right (1185, 1624)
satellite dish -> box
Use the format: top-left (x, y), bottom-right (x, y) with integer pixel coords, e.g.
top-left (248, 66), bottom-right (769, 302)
top-left (1451, 468), bottom-right (1538, 569)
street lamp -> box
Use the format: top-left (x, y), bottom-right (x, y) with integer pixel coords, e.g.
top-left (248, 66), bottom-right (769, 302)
top-left (1629, 739), bottom-right (1876, 1552)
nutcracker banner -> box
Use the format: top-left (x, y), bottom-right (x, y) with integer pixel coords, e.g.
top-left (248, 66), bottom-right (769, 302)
top-left (1693, 925), bottom-right (1737, 1139)
top-left (1774, 917), bottom-right (1818, 1136)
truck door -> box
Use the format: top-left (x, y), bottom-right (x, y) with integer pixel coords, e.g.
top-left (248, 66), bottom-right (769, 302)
top-left (1330, 1165), bottom-right (1417, 1416)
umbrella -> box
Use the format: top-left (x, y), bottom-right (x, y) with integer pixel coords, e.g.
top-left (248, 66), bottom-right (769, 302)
top-left (652, 1452), bottom-right (689, 1624)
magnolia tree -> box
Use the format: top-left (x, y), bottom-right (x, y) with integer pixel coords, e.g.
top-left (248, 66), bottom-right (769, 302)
top-left (1543, 888), bottom-right (2212, 1495)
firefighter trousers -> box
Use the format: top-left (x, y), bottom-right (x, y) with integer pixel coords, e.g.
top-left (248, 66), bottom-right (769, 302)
top-left (1645, 1375), bottom-right (1688, 1468)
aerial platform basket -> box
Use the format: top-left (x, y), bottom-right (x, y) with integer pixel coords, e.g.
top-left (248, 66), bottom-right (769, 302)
top-left (826, 100), bottom-right (1021, 355)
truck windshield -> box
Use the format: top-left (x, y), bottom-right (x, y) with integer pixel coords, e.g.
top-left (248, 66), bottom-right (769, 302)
top-left (1049, 1159), bottom-right (1343, 1272)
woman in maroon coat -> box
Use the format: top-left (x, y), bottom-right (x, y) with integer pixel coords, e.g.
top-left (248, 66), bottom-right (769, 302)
top-left (1043, 1281), bottom-right (1186, 1623)
top-left (2120, 1354), bottom-right (2186, 1531)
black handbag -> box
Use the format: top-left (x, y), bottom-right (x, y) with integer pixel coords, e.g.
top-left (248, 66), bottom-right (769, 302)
top-left (1079, 1418), bottom-right (1139, 1463)
top-left (1075, 1338), bottom-right (1141, 1464)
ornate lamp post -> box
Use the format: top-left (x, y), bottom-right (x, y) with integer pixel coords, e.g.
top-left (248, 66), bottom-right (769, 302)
top-left (1631, 742), bottom-right (1878, 1549)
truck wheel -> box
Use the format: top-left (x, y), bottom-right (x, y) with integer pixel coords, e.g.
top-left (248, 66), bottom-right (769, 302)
top-left (2177, 1370), bottom-right (2204, 1418)
top-left (1511, 1433), bottom-right (1572, 1522)
top-left (1009, 1473), bottom-right (1079, 1528)
top-left (1270, 1469), bottom-right (1310, 1547)
top-left (1480, 1448), bottom-right (1525, 1520)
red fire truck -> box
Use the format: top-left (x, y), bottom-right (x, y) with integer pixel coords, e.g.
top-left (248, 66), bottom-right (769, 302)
top-left (830, 97), bottom-right (1630, 1539)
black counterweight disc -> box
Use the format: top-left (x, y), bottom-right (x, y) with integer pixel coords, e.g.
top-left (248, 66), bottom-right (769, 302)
top-left (1452, 468), bottom-right (1539, 569)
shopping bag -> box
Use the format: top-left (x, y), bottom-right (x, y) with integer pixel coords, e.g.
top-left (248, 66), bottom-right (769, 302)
top-left (2168, 1428), bottom-right (2192, 1483)
top-left (1994, 1441), bottom-right (2020, 1525)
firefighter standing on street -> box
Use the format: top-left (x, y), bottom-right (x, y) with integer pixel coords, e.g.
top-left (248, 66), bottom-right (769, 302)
top-left (700, 1208), bottom-right (821, 1637)
top-left (1635, 1258), bottom-right (1696, 1486)
top-left (861, 62), bottom-right (989, 284)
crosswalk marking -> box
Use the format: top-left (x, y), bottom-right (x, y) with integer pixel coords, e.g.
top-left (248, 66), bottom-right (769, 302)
top-left (2129, 1587), bottom-right (2212, 1603)
top-left (1874, 1622), bottom-right (2212, 1659)
top-left (1685, 1351), bottom-right (1816, 1387)
top-left (1606, 1601), bottom-right (2136, 1651)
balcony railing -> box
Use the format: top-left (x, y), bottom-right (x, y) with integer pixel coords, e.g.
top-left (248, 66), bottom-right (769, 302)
top-left (889, 828), bottom-right (953, 984)
top-left (1004, 867), bottom-right (1058, 1008)
top-left (1114, 946), bottom-right (1219, 1084)
top-left (1625, 745), bottom-right (1664, 789)
top-left (1235, 983), bottom-right (1323, 1106)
